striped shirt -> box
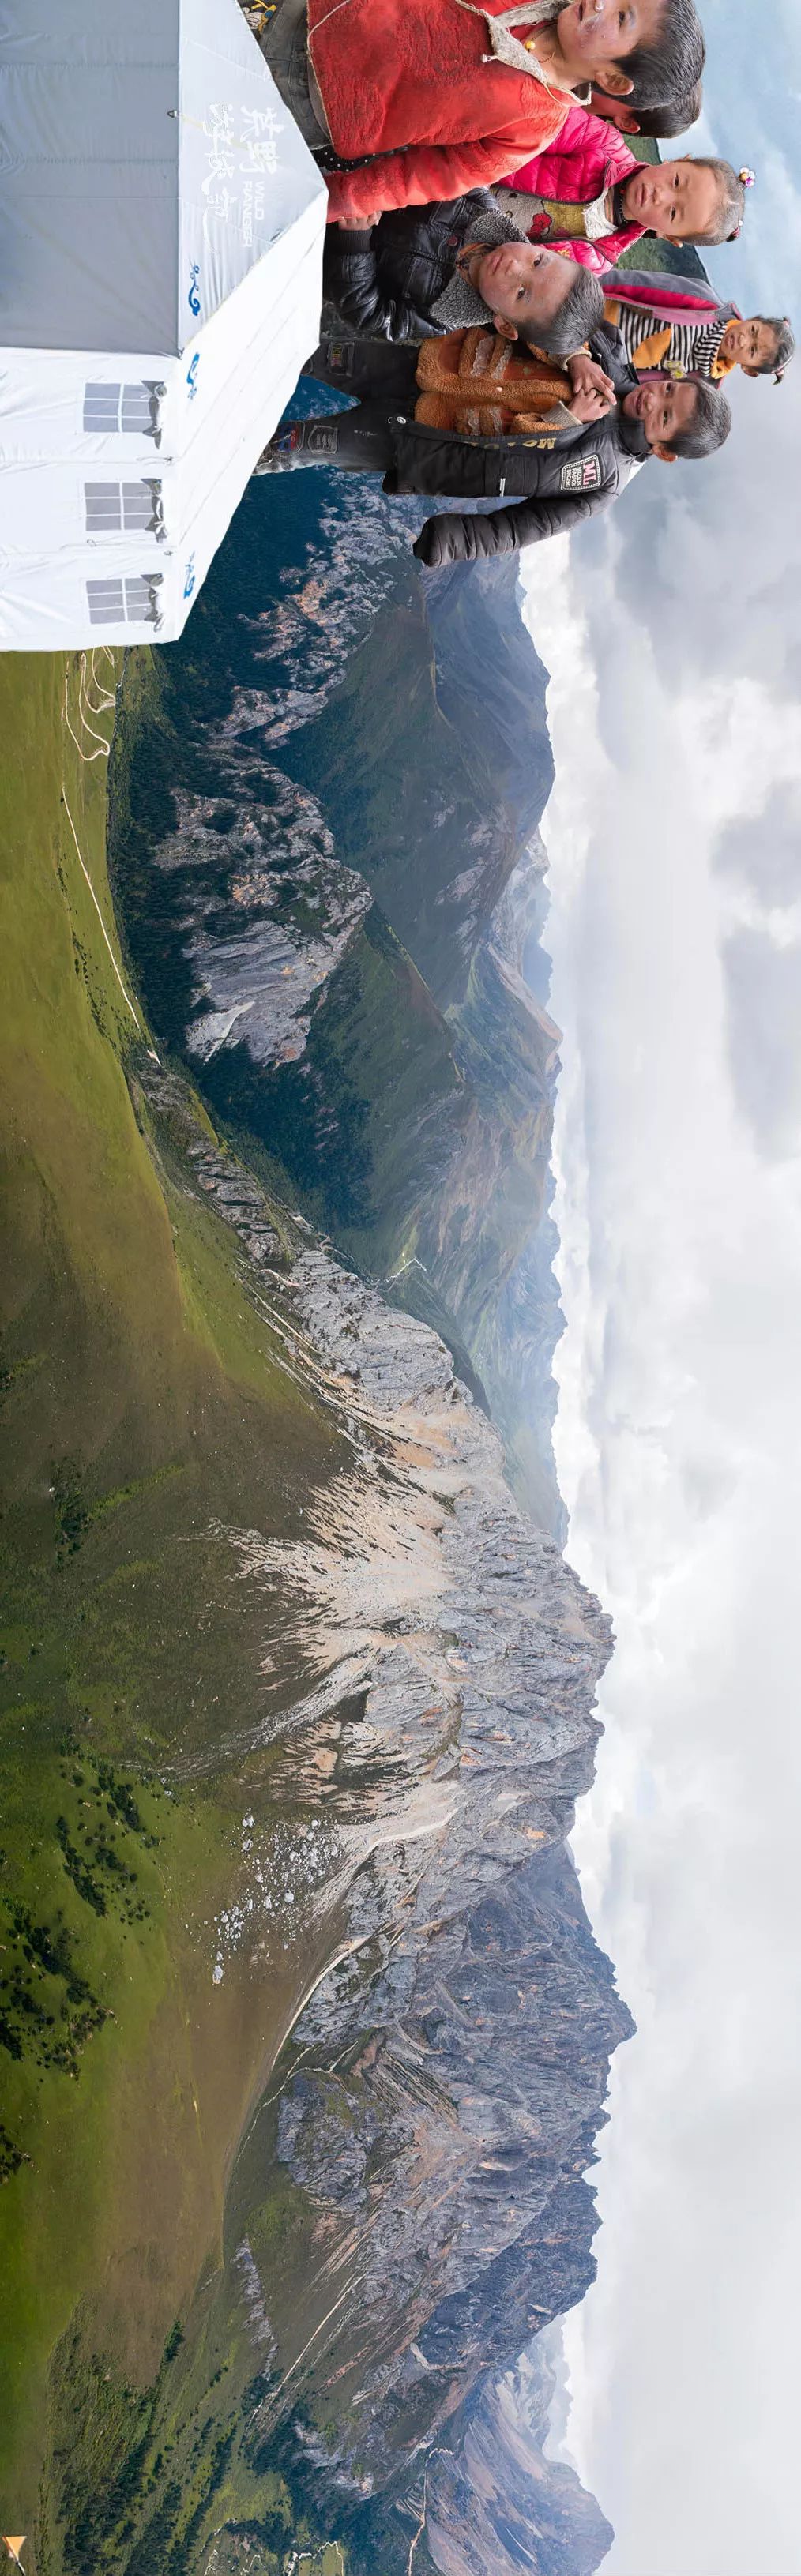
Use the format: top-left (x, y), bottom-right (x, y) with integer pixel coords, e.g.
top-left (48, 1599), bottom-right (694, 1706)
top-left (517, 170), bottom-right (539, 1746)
top-left (608, 302), bottom-right (731, 378)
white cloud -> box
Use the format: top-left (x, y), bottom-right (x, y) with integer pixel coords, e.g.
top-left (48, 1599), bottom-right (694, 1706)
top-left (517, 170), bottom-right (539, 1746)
top-left (511, 66), bottom-right (801, 2559)
top-left (518, 505), bottom-right (801, 2572)
top-left (686, 0), bottom-right (801, 310)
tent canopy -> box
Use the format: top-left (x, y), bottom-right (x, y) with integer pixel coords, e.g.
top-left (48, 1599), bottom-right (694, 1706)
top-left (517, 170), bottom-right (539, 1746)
top-left (0, 0), bottom-right (325, 646)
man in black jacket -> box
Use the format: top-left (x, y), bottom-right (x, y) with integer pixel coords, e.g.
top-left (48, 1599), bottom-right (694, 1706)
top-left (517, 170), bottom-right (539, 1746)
top-left (322, 192), bottom-right (606, 349)
top-left (255, 326), bottom-right (731, 567)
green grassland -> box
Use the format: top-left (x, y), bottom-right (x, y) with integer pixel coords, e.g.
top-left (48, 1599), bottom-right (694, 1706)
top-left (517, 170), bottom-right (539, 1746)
top-left (0, 652), bottom-right (353, 2570)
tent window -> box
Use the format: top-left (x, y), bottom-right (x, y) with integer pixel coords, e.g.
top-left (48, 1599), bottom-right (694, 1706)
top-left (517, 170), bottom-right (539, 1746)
top-left (85, 480), bottom-right (163, 535)
top-left (123, 481), bottom-right (162, 531)
top-left (83, 383), bottom-right (161, 436)
top-left (85, 483), bottom-right (122, 534)
top-left (86, 579), bottom-right (125, 625)
top-left (121, 385), bottom-right (157, 433)
top-left (125, 576), bottom-right (164, 627)
top-left (86, 576), bottom-right (163, 629)
top-left (83, 385), bottom-right (123, 434)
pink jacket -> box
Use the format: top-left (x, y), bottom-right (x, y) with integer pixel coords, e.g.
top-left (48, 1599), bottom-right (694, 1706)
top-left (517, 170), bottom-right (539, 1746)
top-left (512, 103), bottom-right (643, 269)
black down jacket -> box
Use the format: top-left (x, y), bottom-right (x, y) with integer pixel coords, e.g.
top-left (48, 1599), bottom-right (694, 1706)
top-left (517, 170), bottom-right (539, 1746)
top-left (323, 193), bottom-right (513, 342)
top-left (394, 325), bottom-right (652, 563)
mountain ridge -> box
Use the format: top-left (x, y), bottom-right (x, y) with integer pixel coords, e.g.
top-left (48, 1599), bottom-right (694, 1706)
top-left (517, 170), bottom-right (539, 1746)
top-left (111, 482), bottom-right (564, 1536)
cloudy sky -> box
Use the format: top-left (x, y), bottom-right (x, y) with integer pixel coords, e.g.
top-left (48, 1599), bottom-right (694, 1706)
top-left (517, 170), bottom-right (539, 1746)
top-left (520, 11), bottom-right (801, 2569)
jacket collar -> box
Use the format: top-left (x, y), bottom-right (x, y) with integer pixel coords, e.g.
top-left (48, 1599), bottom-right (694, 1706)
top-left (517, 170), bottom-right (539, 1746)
top-left (586, 324), bottom-right (651, 456)
top-left (618, 397), bottom-right (651, 460)
top-left (456, 0), bottom-right (592, 97)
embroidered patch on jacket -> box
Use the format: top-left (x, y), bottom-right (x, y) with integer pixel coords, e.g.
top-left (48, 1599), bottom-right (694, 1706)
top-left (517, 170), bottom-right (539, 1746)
top-left (306, 422), bottom-right (341, 457)
top-left (559, 454), bottom-right (602, 491)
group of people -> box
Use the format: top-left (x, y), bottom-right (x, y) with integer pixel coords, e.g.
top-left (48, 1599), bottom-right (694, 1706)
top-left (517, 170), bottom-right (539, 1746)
top-left (243, 0), bottom-right (794, 566)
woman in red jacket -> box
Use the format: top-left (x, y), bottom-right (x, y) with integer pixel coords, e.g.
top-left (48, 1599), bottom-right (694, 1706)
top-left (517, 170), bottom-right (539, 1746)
top-left (255, 0), bottom-right (705, 223)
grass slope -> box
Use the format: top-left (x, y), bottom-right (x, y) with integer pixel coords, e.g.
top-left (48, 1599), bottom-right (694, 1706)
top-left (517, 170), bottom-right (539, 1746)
top-left (0, 652), bottom-right (347, 2565)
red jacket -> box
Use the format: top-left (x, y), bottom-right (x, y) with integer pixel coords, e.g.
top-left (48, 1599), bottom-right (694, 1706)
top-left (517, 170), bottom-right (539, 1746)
top-left (308, 0), bottom-right (570, 223)
top-left (512, 102), bottom-right (644, 268)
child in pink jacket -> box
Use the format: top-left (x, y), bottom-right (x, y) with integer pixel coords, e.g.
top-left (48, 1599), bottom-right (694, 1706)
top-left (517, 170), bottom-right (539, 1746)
top-left (509, 107), bottom-right (750, 267)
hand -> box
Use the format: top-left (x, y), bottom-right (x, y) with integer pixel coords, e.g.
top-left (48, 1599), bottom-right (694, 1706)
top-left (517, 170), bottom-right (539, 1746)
top-left (336, 216), bottom-right (373, 231)
top-left (567, 351), bottom-right (615, 404)
top-left (412, 514), bottom-right (470, 568)
top-left (569, 383), bottom-right (615, 422)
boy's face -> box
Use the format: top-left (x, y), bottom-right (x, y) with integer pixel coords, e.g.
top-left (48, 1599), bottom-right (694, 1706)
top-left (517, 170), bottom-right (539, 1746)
top-left (622, 374), bottom-right (698, 449)
top-left (622, 160), bottom-right (720, 238)
top-left (557, 0), bottom-right (664, 94)
top-left (472, 239), bottom-right (574, 335)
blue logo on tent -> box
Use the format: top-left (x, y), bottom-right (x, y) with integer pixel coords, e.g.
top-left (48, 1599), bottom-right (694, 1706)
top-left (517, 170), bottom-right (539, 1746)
top-left (186, 354), bottom-right (200, 400)
top-left (188, 264), bottom-right (201, 317)
top-left (183, 554), bottom-right (197, 599)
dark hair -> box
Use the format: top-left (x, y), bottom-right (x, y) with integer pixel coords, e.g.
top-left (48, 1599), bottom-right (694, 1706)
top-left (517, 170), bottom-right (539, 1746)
top-left (665, 375), bottom-right (731, 459)
top-left (751, 314), bottom-right (795, 381)
top-left (627, 77), bottom-right (703, 137)
top-left (621, 0), bottom-right (705, 113)
top-left (521, 268), bottom-right (605, 359)
top-left (672, 157), bottom-right (747, 245)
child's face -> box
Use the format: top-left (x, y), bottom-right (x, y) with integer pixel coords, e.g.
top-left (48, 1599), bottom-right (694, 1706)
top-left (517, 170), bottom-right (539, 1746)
top-left (472, 239), bottom-right (575, 335)
top-left (622, 374), bottom-right (698, 448)
top-left (590, 82), bottom-right (641, 127)
top-left (720, 316), bottom-right (777, 373)
top-left (621, 160), bottom-right (720, 238)
top-left (557, 0), bottom-right (664, 93)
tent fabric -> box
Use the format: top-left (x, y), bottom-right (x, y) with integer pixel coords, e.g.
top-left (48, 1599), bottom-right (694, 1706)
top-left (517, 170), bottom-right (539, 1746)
top-left (0, 0), bottom-right (326, 646)
top-left (0, 0), bottom-right (319, 354)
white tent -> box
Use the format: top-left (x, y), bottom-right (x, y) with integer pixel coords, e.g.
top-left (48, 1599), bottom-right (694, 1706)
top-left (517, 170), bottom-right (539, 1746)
top-left (0, 0), bottom-right (326, 647)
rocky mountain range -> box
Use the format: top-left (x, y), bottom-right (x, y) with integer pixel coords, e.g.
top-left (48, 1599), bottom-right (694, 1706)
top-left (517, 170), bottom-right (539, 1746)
top-left (92, 464), bottom-right (632, 2573)
top-left (112, 468), bottom-right (563, 1534)
top-left (88, 1062), bottom-right (631, 2576)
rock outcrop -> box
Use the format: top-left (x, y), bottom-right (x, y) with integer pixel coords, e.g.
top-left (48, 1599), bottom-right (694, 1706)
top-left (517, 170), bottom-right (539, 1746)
top-left (140, 1091), bottom-right (633, 2568)
top-left (418, 2341), bottom-right (613, 2576)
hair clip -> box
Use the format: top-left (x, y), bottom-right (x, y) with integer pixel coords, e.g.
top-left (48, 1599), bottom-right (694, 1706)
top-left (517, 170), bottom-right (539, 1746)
top-left (738, 168), bottom-right (755, 187)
